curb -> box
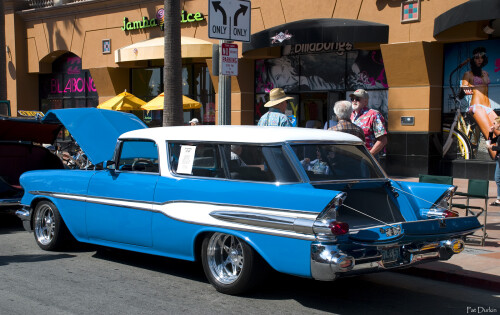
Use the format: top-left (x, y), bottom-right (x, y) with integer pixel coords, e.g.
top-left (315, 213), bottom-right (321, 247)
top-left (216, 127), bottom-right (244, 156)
top-left (397, 266), bottom-right (500, 292)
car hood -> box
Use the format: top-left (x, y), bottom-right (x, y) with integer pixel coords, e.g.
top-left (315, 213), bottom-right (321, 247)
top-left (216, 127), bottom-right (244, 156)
top-left (42, 108), bottom-right (147, 164)
top-left (0, 116), bottom-right (62, 144)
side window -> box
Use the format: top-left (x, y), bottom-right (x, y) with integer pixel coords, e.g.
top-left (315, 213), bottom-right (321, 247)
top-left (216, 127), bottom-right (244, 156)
top-left (221, 144), bottom-right (281, 182)
top-left (117, 140), bottom-right (159, 173)
top-left (168, 142), bottom-right (226, 178)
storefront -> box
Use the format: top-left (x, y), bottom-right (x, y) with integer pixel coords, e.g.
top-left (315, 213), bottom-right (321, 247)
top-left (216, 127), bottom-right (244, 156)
top-left (432, 0), bottom-right (500, 179)
top-left (245, 18), bottom-right (389, 128)
top-left (5, 0), bottom-right (216, 126)
top-left (4, 0), bottom-right (500, 178)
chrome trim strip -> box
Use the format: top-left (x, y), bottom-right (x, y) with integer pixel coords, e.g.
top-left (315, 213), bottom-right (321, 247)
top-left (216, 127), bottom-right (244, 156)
top-left (30, 190), bottom-right (318, 216)
top-left (431, 186), bottom-right (457, 209)
top-left (210, 211), bottom-right (315, 234)
top-left (0, 198), bottom-right (21, 206)
top-left (311, 178), bottom-right (390, 185)
top-left (29, 191), bottom-right (319, 241)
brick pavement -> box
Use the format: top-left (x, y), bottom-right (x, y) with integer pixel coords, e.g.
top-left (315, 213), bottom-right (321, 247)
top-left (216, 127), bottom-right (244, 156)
top-left (393, 177), bottom-right (500, 292)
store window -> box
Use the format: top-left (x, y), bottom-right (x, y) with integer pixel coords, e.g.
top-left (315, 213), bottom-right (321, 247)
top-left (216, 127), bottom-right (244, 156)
top-left (442, 39), bottom-right (500, 161)
top-left (131, 64), bottom-right (215, 126)
top-left (39, 53), bottom-right (98, 146)
top-left (255, 50), bottom-right (388, 128)
top-left (39, 53), bottom-right (98, 113)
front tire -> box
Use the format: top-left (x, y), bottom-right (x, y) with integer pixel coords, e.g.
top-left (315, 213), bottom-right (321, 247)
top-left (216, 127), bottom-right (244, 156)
top-left (33, 200), bottom-right (70, 251)
top-left (201, 233), bottom-right (266, 295)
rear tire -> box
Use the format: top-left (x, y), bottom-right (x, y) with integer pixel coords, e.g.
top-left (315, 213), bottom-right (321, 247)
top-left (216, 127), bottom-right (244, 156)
top-left (33, 201), bottom-right (70, 251)
top-left (201, 232), bottom-right (267, 295)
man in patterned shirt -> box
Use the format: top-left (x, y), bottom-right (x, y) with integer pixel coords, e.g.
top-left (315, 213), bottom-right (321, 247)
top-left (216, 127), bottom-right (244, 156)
top-left (257, 88), bottom-right (293, 127)
top-left (349, 89), bottom-right (387, 158)
top-left (329, 100), bottom-right (364, 141)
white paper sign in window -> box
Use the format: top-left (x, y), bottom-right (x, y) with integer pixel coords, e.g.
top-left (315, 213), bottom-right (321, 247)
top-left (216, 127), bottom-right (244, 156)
top-left (177, 145), bottom-right (196, 174)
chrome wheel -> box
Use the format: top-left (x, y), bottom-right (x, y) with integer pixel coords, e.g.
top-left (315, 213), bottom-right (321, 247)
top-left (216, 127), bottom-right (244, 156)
top-left (206, 233), bottom-right (244, 284)
top-left (34, 203), bottom-right (55, 246)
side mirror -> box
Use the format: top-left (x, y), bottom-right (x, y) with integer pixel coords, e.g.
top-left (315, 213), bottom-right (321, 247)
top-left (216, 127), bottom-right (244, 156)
top-left (103, 160), bottom-right (116, 170)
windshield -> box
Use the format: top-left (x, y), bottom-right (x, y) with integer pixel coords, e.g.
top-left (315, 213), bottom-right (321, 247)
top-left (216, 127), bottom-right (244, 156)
top-left (290, 144), bottom-right (384, 181)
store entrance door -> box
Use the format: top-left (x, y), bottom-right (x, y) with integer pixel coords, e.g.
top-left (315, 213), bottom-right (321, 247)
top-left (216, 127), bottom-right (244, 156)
top-left (299, 92), bottom-right (342, 129)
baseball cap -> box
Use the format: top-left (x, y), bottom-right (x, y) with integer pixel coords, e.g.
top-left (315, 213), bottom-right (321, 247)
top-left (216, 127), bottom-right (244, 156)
top-left (349, 89), bottom-right (369, 99)
top-left (189, 118), bottom-right (199, 124)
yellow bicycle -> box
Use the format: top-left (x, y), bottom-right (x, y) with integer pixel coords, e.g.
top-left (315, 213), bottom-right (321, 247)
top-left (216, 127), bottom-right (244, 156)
top-left (443, 108), bottom-right (480, 159)
top-left (442, 60), bottom-right (481, 160)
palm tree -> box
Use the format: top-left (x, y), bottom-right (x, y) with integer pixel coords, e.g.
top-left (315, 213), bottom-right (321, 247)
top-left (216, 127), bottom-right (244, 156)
top-left (163, 0), bottom-right (183, 126)
top-left (0, 0), bottom-right (7, 101)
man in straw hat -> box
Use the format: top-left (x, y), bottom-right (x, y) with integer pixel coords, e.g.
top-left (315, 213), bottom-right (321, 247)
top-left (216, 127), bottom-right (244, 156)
top-left (257, 88), bottom-right (293, 127)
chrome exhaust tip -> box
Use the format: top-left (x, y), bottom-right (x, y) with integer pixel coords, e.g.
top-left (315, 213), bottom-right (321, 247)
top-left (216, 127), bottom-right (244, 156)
top-left (331, 253), bottom-right (355, 272)
top-left (442, 239), bottom-right (465, 254)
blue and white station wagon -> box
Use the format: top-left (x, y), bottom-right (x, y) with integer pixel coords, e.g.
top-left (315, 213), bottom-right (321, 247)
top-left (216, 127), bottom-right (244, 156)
top-left (17, 108), bottom-right (481, 295)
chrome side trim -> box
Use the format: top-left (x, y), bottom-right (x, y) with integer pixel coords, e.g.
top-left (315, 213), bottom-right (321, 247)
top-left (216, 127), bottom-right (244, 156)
top-left (29, 191), bottom-right (319, 240)
top-left (0, 198), bottom-right (21, 206)
top-left (210, 211), bottom-right (315, 234)
top-left (29, 191), bottom-right (316, 216)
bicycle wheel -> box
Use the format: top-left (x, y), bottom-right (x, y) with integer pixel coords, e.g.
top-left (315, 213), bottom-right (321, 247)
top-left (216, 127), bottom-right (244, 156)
top-left (443, 127), bottom-right (473, 159)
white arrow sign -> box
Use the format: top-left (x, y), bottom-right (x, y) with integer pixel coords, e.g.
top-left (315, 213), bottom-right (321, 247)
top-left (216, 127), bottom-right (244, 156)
top-left (209, 0), bottom-right (251, 42)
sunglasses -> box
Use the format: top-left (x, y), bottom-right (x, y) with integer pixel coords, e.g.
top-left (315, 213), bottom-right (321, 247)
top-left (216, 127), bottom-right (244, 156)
top-left (350, 97), bottom-right (361, 101)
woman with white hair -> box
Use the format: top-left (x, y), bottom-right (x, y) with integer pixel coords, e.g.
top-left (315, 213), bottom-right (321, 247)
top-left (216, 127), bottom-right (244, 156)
top-left (328, 100), bottom-right (365, 141)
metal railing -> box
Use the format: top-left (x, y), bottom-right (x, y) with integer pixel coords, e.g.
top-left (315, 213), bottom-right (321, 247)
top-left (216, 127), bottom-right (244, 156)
top-left (26, 0), bottom-right (90, 9)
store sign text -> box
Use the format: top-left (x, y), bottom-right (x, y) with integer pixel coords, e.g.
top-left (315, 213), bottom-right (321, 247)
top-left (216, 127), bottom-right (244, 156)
top-left (50, 78), bottom-right (97, 94)
top-left (284, 42), bottom-right (353, 55)
top-left (122, 10), bottom-right (204, 32)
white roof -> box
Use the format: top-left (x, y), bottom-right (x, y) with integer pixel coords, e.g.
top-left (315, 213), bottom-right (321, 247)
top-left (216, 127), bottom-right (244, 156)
top-left (120, 125), bottom-right (363, 144)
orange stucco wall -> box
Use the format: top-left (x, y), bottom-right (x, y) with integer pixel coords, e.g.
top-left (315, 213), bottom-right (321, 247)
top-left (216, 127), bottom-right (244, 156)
top-left (4, 0), bottom-right (486, 127)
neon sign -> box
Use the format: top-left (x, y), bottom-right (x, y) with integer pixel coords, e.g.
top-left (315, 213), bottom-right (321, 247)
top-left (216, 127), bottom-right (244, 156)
top-left (122, 9), bottom-right (204, 32)
top-left (50, 77), bottom-right (96, 94)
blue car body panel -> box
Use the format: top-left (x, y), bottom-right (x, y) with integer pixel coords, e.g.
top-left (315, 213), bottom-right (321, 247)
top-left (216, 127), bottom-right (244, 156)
top-left (42, 108), bottom-right (147, 164)
top-left (86, 171), bottom-right (159, 247)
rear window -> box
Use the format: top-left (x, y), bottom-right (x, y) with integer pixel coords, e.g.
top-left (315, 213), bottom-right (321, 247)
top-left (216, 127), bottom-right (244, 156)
top-left (291, 144), bottom-right (384, 181)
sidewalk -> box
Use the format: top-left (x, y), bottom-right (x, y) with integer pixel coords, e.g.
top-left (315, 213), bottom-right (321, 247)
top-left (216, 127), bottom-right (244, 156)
top-left (394, 177), bottom-right (500, 292)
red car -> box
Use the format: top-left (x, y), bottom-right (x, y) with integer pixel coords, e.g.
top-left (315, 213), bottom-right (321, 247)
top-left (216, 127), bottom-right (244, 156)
top-left (0, 116), bottom-right (64, 213)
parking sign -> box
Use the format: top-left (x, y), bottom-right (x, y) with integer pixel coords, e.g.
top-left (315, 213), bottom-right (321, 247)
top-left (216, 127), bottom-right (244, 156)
top-left (221, 43), bottom-right (238, 76)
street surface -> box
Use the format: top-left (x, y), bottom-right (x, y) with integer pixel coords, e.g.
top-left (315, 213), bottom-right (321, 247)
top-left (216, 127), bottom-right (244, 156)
top-left (0, 214), bottom-right (498, 315)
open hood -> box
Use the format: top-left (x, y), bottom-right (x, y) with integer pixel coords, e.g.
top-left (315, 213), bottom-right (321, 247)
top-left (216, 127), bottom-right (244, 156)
top-left (42, 108), bottom-right (147, 164)
top-left (0, 116), bottom-right (62, 144)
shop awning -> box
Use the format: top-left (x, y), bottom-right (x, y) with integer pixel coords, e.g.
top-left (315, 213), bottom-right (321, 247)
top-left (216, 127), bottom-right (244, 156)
top-left (242, 18), bottom-right (389, 53)
top-left (97, 91), bottom-right (146, 111)
top-left (141, 93), bottom-right (202, 111)
top-left (115, 36), bottom-right (214, 63)
top-left (434, 0), bottom-right (500, 37)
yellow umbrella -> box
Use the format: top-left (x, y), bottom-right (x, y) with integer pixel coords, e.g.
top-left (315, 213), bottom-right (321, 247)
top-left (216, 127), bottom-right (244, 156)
top-left (141, 93), bottom-right (202, 111)
top-left (97, 91), bottom-right (146, 111)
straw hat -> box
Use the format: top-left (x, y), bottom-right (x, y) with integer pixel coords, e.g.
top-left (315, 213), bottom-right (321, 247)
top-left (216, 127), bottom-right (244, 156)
top-left (264, 88), bottom-right (294, 107)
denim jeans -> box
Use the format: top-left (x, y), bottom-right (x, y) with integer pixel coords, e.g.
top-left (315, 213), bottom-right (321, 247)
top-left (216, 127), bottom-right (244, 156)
top-left (495, 159), bottom-right (500, 198)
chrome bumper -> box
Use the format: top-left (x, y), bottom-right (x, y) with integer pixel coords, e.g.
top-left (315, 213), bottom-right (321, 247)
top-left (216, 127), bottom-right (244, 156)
top-left (311, 239), bottom-right (465, 281)
top-left (15, 206), bottom-right (32, 232)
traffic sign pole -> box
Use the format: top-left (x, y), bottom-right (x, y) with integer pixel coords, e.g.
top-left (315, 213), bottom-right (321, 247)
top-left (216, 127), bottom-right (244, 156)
top-left (210, 0), bottom-right (250, 125)
top-left (217, 40), bottom-right (231, 125)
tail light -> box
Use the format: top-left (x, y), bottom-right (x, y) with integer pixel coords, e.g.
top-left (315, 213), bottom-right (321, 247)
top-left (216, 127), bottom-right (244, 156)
top-left (443, 209), bottom-right (459, 218)
top-left (329, 221), bottom-right (349, 235)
